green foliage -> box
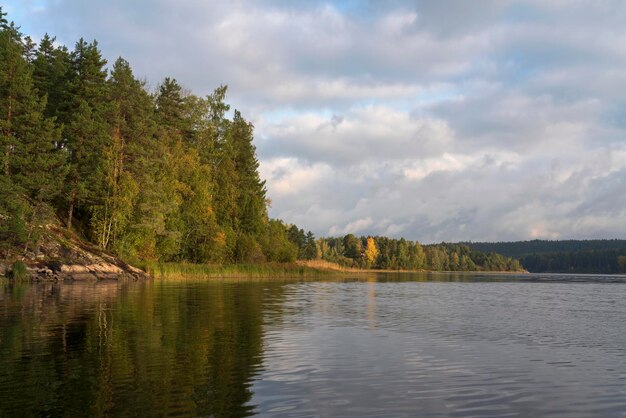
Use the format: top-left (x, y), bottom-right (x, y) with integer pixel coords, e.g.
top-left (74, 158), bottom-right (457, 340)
top-left (343, 234), bottom-right (361, 259)
top-left (0, 177), bottom-right (29, 249)
top-left (319, 236), bottom-right (522, 272)
top-left (0, 8), bottom-right (288, 264)
top-left (235, 233), bottom-right (266, 263)
top-left (285, 225), bottom-right (319, 260)
top-left (466, 240), bottom-right (626, 273)
top-left (302, 231), bottom-right (319, 260)
top-left (0, 14), bottom-right (67, 256)
top-left (62, 39), bottom-right (111, 231)
top-left (262, 219), bottom-right (298, 263)
top-left (8, 260), bottom-right (28, 280)
top-left (0, 18), bottom-right (66, 200)
top-left (518, 250), bottom-right (624, 274)
top-left (465, 239), bottom-right (626, 257)
top-left (32, 34), bottom-right (71, 119)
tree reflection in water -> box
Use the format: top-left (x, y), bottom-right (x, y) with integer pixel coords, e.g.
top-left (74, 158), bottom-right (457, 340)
top-left (0, 280), bottom-right (284, 417)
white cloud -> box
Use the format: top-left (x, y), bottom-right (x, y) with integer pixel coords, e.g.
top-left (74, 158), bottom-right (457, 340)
top-left (259, 105), bottom-right (454, 165)
top-left (329, 217), bottom-right (374, 236)
top-left (260, 158), bottom-right (333, 197)
top-left (403, 152), bottom-right (520, 181)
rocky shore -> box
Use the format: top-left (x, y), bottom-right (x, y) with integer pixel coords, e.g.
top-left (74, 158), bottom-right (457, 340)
top-left (1, 225), bottom-right (149, 281)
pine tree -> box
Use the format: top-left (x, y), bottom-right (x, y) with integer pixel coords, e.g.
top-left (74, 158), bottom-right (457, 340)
top-left (230, 110), bottom-right (267, 236)
top-left (156, 77), bottom-right (189, 135)
top-left (0, 18), bottom-right (65, 194)
top-left (208, 86), bottom-right (237, 238)
top-left (0, 19), bottom-right (29, 177)
top-left (303, 231), bottom-right (318, 260)
top-left (64, 38), bottom-right (109, 231)
top-left (0, 13), bottom-right (66, 249)
top-left (32, 34), bottom-right (71, 119)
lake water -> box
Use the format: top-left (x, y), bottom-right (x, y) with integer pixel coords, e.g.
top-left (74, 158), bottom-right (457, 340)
top-left (1, 273), bottom-right (626, 417)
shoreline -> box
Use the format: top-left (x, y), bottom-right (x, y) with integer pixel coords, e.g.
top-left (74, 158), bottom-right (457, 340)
top-left (1, 259), bottom-right (528, 282)
top-left (293, 260), bottom-right (528, 275)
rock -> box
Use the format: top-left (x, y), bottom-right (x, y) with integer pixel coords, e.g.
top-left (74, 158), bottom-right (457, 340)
top-left (47, 261), bottom-right (62, 273)
top-left (71, 273), bottom-right (99, 281)
top-left (1, 225), bottom-right (150, 281)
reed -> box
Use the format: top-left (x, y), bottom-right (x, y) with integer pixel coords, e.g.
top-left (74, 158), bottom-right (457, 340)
top-left (8, 260), bottom-right (28, 281)
top-left (139, 261), bottom-right (333, 279)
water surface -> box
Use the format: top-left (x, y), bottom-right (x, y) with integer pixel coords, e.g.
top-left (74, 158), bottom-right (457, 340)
top-left (1, 273), bottom-right (626, 417)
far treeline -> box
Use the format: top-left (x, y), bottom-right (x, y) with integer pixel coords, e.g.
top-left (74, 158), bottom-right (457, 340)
top-left (0, 8), bottom-right (522, 273)
top-left (465, 240), bottom-right (626, 274)
top-left (317, 235), bottom-right (522, 272)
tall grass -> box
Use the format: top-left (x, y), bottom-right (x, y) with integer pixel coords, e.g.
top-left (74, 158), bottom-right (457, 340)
top-left (8, 260), bottom-right (28, 280)
top-left (139, 261), bottom-right (333, 279)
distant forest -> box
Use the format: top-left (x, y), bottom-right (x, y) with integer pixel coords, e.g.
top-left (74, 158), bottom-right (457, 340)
top-left (465, 240), bottom-right (626, 274)
top-left (316, 236), bottom-right (522, 272)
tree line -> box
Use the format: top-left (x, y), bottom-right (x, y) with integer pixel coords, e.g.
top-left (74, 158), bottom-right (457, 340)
top-left (518, 250), bottom-right (626, 274)
top-left (464, 240), bottom-right (626, 273)
top-left (464, 239), bottom-right (626, 257)
top-left (318, 235), bottom-right (522, 272)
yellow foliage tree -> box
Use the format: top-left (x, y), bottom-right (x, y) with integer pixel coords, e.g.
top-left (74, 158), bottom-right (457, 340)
top-left (364, 237), bottom-right (379, 266)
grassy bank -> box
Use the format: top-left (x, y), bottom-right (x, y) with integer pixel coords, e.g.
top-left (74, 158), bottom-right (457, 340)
top-left (139, 261), bottom-right (334, 279)
top-left (135, 260), bottom-right (526, 280)
top-left (296, 260), bottom-right (527, 274)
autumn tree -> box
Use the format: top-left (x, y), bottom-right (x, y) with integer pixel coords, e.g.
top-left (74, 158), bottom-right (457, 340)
top-left (364, 237), bottom-right (379, 266)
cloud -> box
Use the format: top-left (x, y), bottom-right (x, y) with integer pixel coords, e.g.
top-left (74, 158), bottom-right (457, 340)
top-left (260, 158), bottom-right (333, 197)
top-left (7, 0), bottom-right (626, 241)
top-left (258, 105), bottom-right (453, 166)
top-left (402, 152), bottom-right (520, 181)
top-left (329, 217), bottom-right (374, 236)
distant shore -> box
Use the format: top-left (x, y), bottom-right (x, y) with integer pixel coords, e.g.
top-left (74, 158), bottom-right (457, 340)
top-left (295, 260), bottom-right (528, 275)
top-left (0, 229), bottom-right (524, 282)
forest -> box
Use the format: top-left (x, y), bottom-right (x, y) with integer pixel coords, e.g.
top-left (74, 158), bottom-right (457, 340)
top-left (465, 240), bottom-right (626, 274)
top-left (0, 7), bottom-right (297, 264)
top-left (0, 8), bottom-right (522, 273)
top-left (316, 235), bottom-right (521, 272)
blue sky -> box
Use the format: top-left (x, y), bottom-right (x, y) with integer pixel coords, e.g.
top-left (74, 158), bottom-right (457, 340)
top-left (5, 0), bottom-right (626, 242)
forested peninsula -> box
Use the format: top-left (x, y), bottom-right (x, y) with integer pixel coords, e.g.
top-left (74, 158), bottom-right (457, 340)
top-left (465, 240), bottom-right (626, 274)
top-left (0, 9), bottom-right (523, 279)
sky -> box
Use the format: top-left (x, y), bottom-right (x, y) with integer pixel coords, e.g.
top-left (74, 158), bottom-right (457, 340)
top-left (5, 0), bottom-right (626, 243)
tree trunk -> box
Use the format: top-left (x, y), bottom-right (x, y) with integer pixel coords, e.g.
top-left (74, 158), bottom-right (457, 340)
top-left (24, 202), bottom-right (40, 254)
top-left (3, 147), bottom-right (9, 176)
top-left (67, 187), bottom-right (76, 229)
top-left (3, 93), bottom-right (13, 176)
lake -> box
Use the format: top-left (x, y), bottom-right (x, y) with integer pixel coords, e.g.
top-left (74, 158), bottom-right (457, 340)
top-left (1, 273), bottom-right (626, 417)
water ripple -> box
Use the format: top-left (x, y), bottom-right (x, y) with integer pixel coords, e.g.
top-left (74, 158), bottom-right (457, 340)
top-left (252, 279), bottom-right (626, 417)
